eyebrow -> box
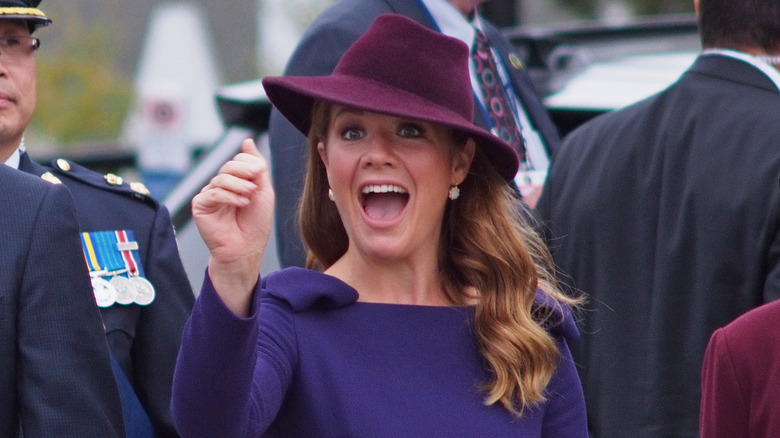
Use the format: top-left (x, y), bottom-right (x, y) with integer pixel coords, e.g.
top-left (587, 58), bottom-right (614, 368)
top-left (331, 106), bottom-right (365, 119)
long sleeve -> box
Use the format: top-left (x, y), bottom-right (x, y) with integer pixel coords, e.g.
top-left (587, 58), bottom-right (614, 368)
top-left (171, 272), bottom-right (297, 437)
top-left (541, 337), bottom-right (588, 438)
top-left (700, 328), bottom-right (749, 438)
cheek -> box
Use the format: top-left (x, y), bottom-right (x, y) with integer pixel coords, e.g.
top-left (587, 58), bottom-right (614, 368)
top-left (17, 66), bottom-right (37, 115)
top-left (322, 151), bottom-right (355, 189)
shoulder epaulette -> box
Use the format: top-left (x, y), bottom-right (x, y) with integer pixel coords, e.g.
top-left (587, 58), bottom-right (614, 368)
top-left (49, 158), bottom-right (159, 208)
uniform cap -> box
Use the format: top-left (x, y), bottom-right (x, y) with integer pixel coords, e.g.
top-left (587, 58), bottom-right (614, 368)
top-left (0, 0), bottom-right (51, 31)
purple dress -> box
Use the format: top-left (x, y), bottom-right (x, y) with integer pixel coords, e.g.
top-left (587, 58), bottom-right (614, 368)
top-left (172, 268), bottom-right (587, 437)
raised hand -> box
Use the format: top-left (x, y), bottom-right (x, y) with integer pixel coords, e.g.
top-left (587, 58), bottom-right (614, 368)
top-left (192, 138), bottom-right (275, 315)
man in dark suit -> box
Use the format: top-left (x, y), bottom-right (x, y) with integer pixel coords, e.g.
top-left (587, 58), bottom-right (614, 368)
top-left (0, 164), bottom-right (124, 437)
top-left (269, 0), bottom-right (560, 268)
top-left (535, 0), bottom-right (780, 436)
top-left (700, 298), bottom-right (780, 437)
top-left (0, 2), bottom-right (194, 436)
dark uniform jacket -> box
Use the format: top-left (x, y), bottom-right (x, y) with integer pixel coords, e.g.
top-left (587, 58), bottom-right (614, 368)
top-left (535, 54), bottom-right (780, 437)
top-left (20, 152), bottom-right (195, 437)
top-left (268, 0), bottom-right (560, 267)
top-left (0, 164), bottom-right (124, 437)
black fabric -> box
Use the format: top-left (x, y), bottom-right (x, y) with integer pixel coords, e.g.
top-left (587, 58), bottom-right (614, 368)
top-left (535, 54), bottom-right (780, 437)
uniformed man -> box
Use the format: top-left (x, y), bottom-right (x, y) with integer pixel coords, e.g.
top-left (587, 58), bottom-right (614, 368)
top-left (0, 2), bottom-right (195, 437)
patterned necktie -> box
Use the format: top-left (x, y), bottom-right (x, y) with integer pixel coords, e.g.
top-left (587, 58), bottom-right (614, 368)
top-left (471, 28), bottom-right (527, 166)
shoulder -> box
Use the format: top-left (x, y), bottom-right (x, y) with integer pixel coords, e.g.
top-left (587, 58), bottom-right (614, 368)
top-left (261, 268), bottom-right (359, 312)
top-left (532, 289), bottom-right (579, 342)
top-left (46, 158), bottom-right (159, 210)
top-left (717, 300), bottom-right (780, 348)
top-left (0, 164), bottom-right (70, 212)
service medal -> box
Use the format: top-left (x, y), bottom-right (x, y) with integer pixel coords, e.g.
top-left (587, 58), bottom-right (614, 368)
top-left (130, 276), bottom-right (156, 305)
top-left (92, 277), bottom-right (117, 308)
top-left (111, 276), bottom-right (137, 305)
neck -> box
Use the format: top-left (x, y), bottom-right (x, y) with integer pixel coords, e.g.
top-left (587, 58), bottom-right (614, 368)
top-left (744, 48), bottom-right (780, 70)
top-left (448, 0), bottom-right (481, 17)
top-left (326, 251), bottom-right (450, 306)
top-left (0, 142), bottom-right (20, 163)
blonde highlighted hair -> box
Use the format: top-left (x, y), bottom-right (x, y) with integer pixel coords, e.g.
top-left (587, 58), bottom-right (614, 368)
top-left (299, 101), bottom-right (580, 415)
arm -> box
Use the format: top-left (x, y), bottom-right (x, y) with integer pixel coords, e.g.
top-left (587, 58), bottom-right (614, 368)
top-left (193, 138), bottom-right (275, 316)
top-left (762, 218), bottom-right (780, 303)
top-left (541, 338), bottom-right (588, 438)
top-left (134, 205), bottom-right (196, 437)
top-left (172, 138), bottom-right (281, 436)
top-left (171, 274), bottom-right (296, 437)
top-left (18, 184), bottom-right (124, 437)
top-left (699, 328), bottom-right (749, 438)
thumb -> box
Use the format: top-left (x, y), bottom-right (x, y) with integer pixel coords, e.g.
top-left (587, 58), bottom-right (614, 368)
top-left (241, 138), bottom-right (262, 158)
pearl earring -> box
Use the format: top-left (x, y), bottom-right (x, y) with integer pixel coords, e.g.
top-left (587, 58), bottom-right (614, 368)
top-left (448, 185), bottom-right (460, 200)
top-left (328, 188), bottom-right (335, 201)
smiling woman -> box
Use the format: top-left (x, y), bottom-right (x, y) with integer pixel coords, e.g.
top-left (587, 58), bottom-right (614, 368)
top-left (172, 13), bottom-right (586, 438)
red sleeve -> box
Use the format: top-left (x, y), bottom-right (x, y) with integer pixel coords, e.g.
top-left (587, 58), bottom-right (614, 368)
top-left (699, 328), bottom-right (749, 438)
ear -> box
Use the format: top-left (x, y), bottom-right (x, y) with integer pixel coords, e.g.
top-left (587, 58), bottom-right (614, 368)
top-left (317, 141), bottom-right (328, 167)
top-left (451, 138), bottom-right (475, 185)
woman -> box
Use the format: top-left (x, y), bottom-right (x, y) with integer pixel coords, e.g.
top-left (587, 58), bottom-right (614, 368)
top-left (172, 14), bottom-right (586, 437)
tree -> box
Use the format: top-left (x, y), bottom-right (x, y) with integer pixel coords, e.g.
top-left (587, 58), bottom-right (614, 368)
top-left (30, 3), bottom-right (133, 147)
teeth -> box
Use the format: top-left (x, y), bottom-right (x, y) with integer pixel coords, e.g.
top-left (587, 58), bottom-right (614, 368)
top-left (362, 184), bottom-right (407, 194)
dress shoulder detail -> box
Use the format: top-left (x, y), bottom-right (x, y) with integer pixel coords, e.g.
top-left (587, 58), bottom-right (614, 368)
top-left (261, 267), bottom-right (359, 312)
top-left (532, 289), bottom-right (579, 341)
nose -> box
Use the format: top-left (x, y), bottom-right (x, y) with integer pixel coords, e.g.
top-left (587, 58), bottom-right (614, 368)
top-left (361, 133), bottom-right (397, 169)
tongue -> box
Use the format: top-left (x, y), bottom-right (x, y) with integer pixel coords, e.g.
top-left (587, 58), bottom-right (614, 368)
top-left (363, 193), bottom-right (407, 221)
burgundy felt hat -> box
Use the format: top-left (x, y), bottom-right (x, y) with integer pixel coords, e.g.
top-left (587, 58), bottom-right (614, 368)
top-left (0, 0), bottom-right (51, 30)
top-left (262, 13), bottom-right (519, 182)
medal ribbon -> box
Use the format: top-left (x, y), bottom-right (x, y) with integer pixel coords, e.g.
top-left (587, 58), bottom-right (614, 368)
top-left (115, 230), bottom-right (145, 277)
top-left (80, 231), bottom-right (144, 277)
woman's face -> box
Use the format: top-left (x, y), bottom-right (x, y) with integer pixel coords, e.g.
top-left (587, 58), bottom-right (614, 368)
top-left (318, 105), bottom-right (474, 265)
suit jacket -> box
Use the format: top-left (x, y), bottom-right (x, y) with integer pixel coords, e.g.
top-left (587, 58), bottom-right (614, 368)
top-left (0, 164), bottom-right (124, 437)
top-left (700, 299), bottom-right (780, 438)
top-left (535, 54), bottom-right (780, 437)
top-left (20, 152), bottom-right (194, 437)
top-left (268, 0), bottom-right (560, 267)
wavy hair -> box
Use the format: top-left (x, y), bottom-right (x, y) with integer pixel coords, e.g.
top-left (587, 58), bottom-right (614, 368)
top-left (299, 101), bottom-right (580, 415)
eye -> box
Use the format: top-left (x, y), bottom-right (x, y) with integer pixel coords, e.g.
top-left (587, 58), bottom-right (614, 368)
top-left (340, 126), bottom-right (365, 141)
top-left (2, 37), bottom-right (21, 47)
top-left (398, 123), bottom-right (424, 138)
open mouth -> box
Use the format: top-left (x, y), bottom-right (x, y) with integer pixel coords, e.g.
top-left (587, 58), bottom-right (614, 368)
top-left (361, 184), bottom-right (409, 221)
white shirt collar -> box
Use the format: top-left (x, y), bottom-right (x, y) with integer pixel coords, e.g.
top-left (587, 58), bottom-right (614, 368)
top-left (419, 0), bottom-right (480, 48)
top-left (3, 148), bottom-right (21, 169)
top-left (700, 49), bottom-right (780, 91)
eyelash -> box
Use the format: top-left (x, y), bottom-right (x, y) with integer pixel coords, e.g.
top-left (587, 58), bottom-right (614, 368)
top-left (335, 121), bottom-right (426, 140)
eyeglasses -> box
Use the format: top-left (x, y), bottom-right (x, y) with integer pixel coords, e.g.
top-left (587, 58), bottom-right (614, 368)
top-left (0, 36), bottom-right (40, 60)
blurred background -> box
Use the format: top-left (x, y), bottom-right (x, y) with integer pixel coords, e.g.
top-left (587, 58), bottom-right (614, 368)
top-left (28, 0), bottom-right (695, 198)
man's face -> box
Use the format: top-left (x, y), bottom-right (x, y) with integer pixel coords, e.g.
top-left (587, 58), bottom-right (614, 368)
top-left (0, 20), bottom-right (36, 159)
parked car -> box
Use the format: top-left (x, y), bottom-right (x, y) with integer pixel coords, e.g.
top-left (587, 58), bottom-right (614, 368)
top-left (506, 13), bottom-right (700, 135)
top-left (166, 15), bottom-right (702, 291)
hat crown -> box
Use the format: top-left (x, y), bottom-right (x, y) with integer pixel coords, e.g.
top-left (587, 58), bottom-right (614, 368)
top-left (0, 0), bottom-right (40, 7)
top-left (333, 14), bottom-right (474, 123)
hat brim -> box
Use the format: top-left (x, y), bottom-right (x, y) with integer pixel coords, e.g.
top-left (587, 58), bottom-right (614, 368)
top-left (263, 74), bottom-right (519, 182)
top-left (0, 8), bottom-right (52, 29)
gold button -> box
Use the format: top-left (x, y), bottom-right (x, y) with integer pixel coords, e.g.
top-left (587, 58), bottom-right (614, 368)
top-left (41, 172), bottom-right (62, 184)
top-left (104, 173), bottom-right (123, 186)
top-left (130, 181), bottom-right (150, 196)
top-left (56, 158), bottom-right (71, 171)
